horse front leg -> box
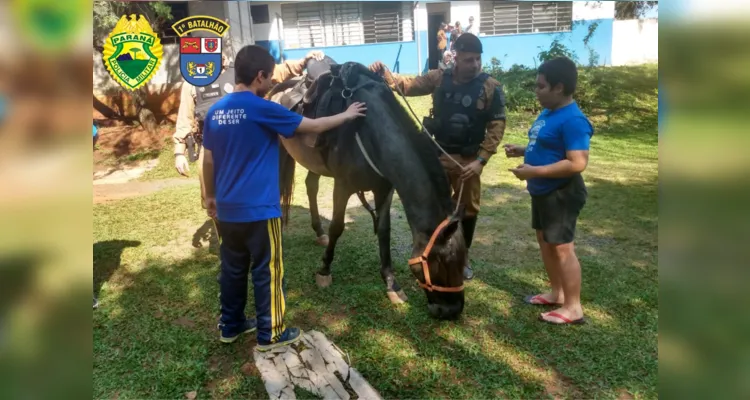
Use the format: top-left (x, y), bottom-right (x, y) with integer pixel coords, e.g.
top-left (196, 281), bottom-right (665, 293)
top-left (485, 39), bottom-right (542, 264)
top-left (305, 171), bottom-right (329, 246)
top-left (316, 180), bottom-right (350, 288)
top-left (373, 186), bottom-right (407, 304)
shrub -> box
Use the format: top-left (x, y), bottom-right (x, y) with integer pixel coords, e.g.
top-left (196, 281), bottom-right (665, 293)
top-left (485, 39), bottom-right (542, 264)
top-left (486, 61), bottom-right (658, 130)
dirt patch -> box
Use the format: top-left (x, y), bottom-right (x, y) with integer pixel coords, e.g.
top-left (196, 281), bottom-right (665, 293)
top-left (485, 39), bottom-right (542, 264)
top-left (95, 124), bottom-right (173, 161)
top-left (93, 178), bottom-right (196, 204)
top-left (542, 367), bottom-right (582, 400)
top-left (241, 362), bottom-right (259, 377)
top-left (204, 354), bottom-right (248, 396)
top-left (172, 316), bottom-right (196, 329)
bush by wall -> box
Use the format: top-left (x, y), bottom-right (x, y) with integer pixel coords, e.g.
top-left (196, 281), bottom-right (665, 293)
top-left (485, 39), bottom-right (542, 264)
top-left (485, 58), bottom-right (658, 131)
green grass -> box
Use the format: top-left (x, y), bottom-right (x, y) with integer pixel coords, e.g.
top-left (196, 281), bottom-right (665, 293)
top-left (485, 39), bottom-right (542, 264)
top-left (94, 94), bottom-right (658, 398)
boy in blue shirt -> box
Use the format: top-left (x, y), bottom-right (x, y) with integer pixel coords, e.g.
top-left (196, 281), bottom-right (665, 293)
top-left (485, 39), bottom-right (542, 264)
top-left (202, 45), bottom-right (366, 350)
top-left (504, 57), bottom-right (593, 325)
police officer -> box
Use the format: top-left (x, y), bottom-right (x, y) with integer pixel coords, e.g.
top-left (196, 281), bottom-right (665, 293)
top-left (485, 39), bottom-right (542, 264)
top-left (173, 50), bottom-right (327, 212)
top-left (369, 33), bottom-right (507, 280)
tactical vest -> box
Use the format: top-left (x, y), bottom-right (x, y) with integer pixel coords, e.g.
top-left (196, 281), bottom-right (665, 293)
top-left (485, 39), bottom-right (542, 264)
top-left (194, 65), bottom-right (235, 121)
top-left (428, 69), bottom-right (490, 156)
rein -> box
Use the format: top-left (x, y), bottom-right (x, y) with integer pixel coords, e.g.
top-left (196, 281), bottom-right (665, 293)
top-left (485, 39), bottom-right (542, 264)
top-left (327, 63), bottom-right (466, 293)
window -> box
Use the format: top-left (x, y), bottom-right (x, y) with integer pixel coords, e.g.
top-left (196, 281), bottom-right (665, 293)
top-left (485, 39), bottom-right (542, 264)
top-left (251, 4), bottom-right (270, 24)
top-left (479, 1), bottom-right (572, 36)
top-left (281, 1), bottom-right (413, 49)
top-left (363, 2), bottom-right (412, 43)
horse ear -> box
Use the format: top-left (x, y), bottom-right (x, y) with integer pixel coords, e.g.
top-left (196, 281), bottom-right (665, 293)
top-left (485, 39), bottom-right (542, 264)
top-left (437, 207), bottom-right (464, 244)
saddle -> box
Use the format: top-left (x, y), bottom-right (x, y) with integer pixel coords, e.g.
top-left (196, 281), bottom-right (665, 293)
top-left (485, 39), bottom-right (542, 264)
top-left (277, 67), bottom-right (338, 149)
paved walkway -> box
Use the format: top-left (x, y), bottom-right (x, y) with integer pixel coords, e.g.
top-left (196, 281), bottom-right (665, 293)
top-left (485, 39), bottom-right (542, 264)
top-left (93, 159), bottom-right (197, 204)
top-left (254, 330), bottom-right (381, 400)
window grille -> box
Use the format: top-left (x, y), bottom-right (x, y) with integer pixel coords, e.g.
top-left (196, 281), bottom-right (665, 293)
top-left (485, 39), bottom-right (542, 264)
top-left (281, 1), bottom-right (413, 48)
top-left (479, 1), bottom-right (572, 36)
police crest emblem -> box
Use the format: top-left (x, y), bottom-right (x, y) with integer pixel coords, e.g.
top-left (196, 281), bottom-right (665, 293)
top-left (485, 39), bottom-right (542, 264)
top-left (172, 16), bottom-right (230, 87)
top-left (102, 14), bottom-right (164, 90)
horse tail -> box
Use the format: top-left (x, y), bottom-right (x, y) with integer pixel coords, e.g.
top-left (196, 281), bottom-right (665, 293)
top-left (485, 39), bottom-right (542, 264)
top-left (279, 142), bottom-right (296, 227)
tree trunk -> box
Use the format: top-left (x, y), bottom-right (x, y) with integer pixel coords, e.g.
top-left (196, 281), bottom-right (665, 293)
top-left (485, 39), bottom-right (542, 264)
top-left (132, 87), bottom-right (157, 134)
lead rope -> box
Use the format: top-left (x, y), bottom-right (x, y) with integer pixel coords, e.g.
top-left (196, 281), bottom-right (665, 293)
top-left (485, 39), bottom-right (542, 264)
top-left (382, 66), bottom-right (465, 214)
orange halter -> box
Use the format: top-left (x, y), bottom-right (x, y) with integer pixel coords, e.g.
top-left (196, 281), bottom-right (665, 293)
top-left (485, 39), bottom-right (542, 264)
top-left (407, 218), bottom-right (465, 293)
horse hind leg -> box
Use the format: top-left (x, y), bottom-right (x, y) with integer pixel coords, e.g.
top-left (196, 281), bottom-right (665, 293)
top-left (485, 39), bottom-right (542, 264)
top-left (356, 191), bottom-right (378, 235)
top-left (373, 186), bottom-right (406, 304)
top-left (305, 171), bottom-right (328, 246)
top-left (316, 181), bottom-right (350, 288)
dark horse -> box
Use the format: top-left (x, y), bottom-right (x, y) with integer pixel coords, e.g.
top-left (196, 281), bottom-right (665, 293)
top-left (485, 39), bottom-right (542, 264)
top-left (269, 57), bottom-right (380, 248)
top-left (272, 62), bottom-right (467, 319)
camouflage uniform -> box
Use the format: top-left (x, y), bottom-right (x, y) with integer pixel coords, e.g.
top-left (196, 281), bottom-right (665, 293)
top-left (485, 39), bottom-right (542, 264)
top-left (383, 68), bottom-right (507, 218)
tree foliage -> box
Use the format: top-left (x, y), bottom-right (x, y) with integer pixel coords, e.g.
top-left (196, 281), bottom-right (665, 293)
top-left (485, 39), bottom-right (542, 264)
top-left (93, 1), bottom-right (172, 50)
top-left (615, 1), bottom-right (658, 20)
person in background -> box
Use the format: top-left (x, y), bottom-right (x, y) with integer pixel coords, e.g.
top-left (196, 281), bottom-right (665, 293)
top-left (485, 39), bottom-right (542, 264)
top-left (465, 16), bottom-right (476, 35)
top-left (449, 21), bottom-right (462, 52)
top-left (438, 50), bottom-right (454, 71)
top-left (437, 22), bottom-right (448, 58)
top-left (201, 45), bottom-right (366, 350)
top-left (369, 33), bottom-right (507, 281)
top-left (505, 57), bottom-right (594, 325)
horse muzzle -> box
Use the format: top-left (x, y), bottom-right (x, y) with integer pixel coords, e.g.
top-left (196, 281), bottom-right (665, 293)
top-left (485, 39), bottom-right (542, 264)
top-left (427, 296), bottom-right (465, 320)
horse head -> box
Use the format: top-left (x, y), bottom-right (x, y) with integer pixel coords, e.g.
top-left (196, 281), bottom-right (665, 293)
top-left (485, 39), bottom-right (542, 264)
top-left (303, 62), bottom-right (468, 320)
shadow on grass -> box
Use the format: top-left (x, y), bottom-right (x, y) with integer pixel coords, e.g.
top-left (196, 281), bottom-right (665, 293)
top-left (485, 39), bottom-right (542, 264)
top-left (462, 175), bottom-right (657, 397)
top-left (94, 172), bottom-right (657, 398)
top-left (94, 240), bottom-right (142, 298)
top-left (192, 219), bottom-right (220, 256)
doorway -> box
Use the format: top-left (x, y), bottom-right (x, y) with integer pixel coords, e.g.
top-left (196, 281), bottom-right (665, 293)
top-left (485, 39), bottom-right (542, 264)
top-left (426, 2), bottom-right (450, 71)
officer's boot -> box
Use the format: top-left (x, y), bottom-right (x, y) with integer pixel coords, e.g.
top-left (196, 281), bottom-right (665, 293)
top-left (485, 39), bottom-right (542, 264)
top-left (462, 216), bottom-right (478, 280)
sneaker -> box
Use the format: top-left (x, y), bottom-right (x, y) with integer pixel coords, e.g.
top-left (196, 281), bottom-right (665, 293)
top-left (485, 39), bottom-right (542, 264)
top-left (256, 327), bottom-right (303, 352)
top-left (218, 318), bottom-right (257, 343)
top-left (463, 264), bottom-right (474, 281)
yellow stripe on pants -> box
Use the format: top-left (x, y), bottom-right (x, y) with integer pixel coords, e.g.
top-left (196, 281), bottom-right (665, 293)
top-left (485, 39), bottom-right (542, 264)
top-left (267, 218), bottom-right (286, 341)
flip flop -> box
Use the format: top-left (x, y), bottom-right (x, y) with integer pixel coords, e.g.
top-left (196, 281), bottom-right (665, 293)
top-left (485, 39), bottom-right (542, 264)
top-left (539, 311), bottom-right (586, 325)
top-left (524, 294), bottom-right (560, 306)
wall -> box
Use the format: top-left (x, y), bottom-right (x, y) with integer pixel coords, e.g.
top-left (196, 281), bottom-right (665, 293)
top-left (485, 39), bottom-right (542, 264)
top-left (254, 1), bottom-right (424, 74)
top-left (415, 2), bottom-right (429, 75)
top-left (611, 18), bottom-right (658, 66)
top-left (283, 40), bottom-right (419, 74)
top-left (253, 2), bottom-right (285, 62)
top-left (479, 19), bottom-right (613, 68)
top-left (475, 1), bottom-right (615, 68)
top-left (449, 0), bottom-right (478, 30)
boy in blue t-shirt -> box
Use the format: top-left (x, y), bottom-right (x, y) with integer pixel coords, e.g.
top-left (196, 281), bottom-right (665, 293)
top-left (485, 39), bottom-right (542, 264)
top-left (202, 45), bottom-right (366, 350)
top-left (504, 57), bottom-right (593, 325)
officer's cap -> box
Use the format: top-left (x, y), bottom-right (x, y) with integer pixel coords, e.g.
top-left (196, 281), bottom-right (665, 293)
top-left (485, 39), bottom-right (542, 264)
top-left (453, 33), bottom-right (482, 54)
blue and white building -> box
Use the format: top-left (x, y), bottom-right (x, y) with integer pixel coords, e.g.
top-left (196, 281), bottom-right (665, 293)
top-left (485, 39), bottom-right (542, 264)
top-left (96, 1), bottom-right (641, 102)
top-left (247, 0), bottom-right (616, 74)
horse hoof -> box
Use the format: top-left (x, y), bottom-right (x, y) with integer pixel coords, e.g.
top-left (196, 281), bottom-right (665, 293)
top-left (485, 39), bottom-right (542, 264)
top-left (387, 290), bottom-right (408, 304)
top-left (316, 273), bottom-right (332, 288)
top-left (316, 235), bottom-right (329, 247)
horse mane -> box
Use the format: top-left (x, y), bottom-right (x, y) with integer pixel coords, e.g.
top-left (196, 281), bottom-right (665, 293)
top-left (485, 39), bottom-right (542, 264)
top-left (351, 64), bottom-right (454, 214)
